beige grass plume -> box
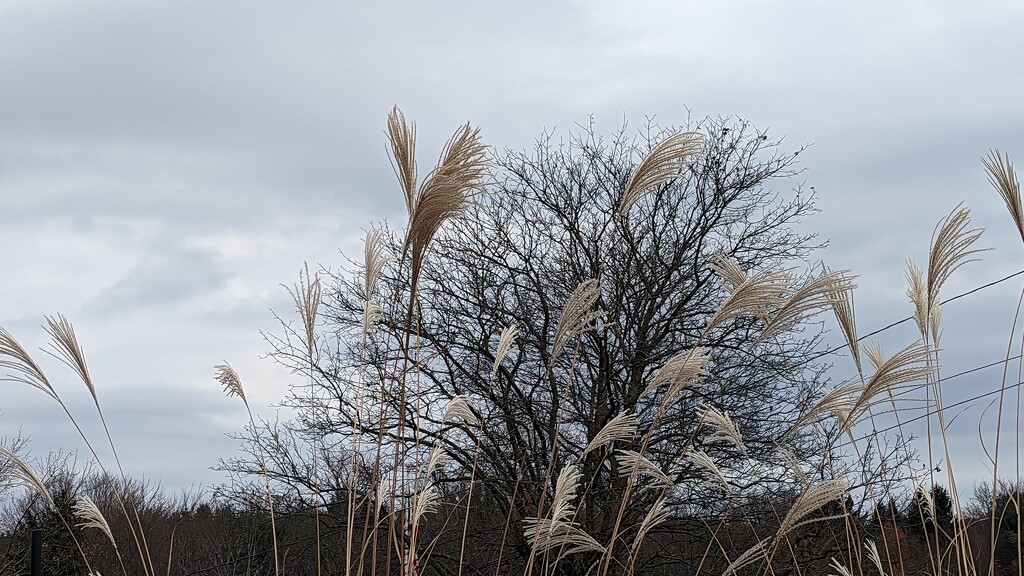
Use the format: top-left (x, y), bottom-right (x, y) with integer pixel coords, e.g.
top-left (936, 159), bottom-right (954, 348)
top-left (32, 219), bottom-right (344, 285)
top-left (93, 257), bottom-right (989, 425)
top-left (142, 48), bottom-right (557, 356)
top-left (550, 279), bottom-right (603, 365)
top-left (214, 362), bottom-right (246, 404)
top-left (73, 496), bottom-right (117, 547)
top-left (706, 255), bottom-right (790, 332)
top-left (619, 131), bottom-right (704, 215)
top-left (0, 326), bottom-right (57, 400)
top-left (491, 323), bottom-right (519, 376)
top-left (828, 557), bottom-right (854, 576)
top-left (631, 494), bottom-right (671, 555)
top-left (643, 347), bottom-right (711, 401)
top-left (289, 264), bottom-right (321, 357)
top-left (616, 450), bottom-right (672, 489)
top-left (523, 464), bottom-right (604, 560)
top-left (401, 114), bottom-right (488, 284)
top-left (386, 106), bottom-right (417, 214)
top-left (721, 537), bottom-right (771, 576)
top-left (926, 204), bottom-right (985, 312)
top-left (0, 445), bottom-right (52, 505)
top-left (684, 449), bottom-right (731, 491)
top-left (443, 395), bottom-right (478, 426)
top-left (864, 540), bottom-right (887, 576)
top-left (698, 404), bottom-right (747, 456)
top-left (362, 300), bottom-right (382, 334)
top-left (984, 149), bottom-right (1024, 243)
top-left (363, 228), bottom-right (389, 299)
top-left (583, 411), bottom-right (638, 455)
top-left (906, 260), bottom-right (929, 339)
top-left (44, 314), bottom-right (97, 404)
top-left (757, 266), bottom-right (855, 343)
top-left (776, 478), bottom-right (847, 538)
top-left (827, 266), bottom-right (862, 375)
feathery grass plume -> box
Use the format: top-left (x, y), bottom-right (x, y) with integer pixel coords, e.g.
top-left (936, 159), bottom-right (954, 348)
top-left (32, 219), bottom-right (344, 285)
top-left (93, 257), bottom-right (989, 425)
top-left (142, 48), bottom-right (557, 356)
top-left (712, 254), bottom-right (749, 290)
top-left (684, 449), bottom-right (731, 491)
top-left (776, 479), bottom-right (847, 537)
top-left (631, 494), bottom-right (671, 553)
top-left (550, 279), bottom-right (603, 365)
top-left (549, 464), bottom-right (583, 524)
top-left (757, 266), bottom-right (855, 343)
top-left (491, 323), bottom-right (519, 376)
top-left (906, 260), bottom-right (929, 338)
top-left (642, 347), bottom-right (711, 400)
top-left (864, 540), bottom-right (888, 576)
top-left (443, 395), bottom-right (478, 425)
top-left (375, 479), bottom-right (390, 511)
top-left (44, 314), bottom-right (96, 403)
top-left (405, 121), bottom-right (488, 283)
top-left (290, 264), bottom-right (321, 357)
top-left (852, 341), bottom-right (934, 421)
top-left (363, 228), bottom-right (389, 299)
top-left (0, 445), bottom-right (52, 505)
top-left (616, 450), bottom-right (672, 488)
top-left (413, 483), bottom-right (440, 524)
top-left (984, 149), bottom-right (1024, 243)
top-left (583, 411), bottom-right (638, 455)
top-left (521, 517), bottom-right (605, 561)
top-left (386, 106), bottom-right (417, 213)
top-left (706, 256), bottom-right (791, 332)
top-left (618, 131), bottom-right (704, 215)
top-left (828, 557), bottom-right (854, 576)
top-left (929, 300), bottom-right (943, 345)
top-left (721, 537), bottom-right (771, 576)
top-left (827, 268), bottom-right (862, 374)
top-left (788, 382), bottom-right (860, 436)
top-left (698, 404), bottom-right (747, 455)
top-left (0, 327), bottom-right (57, 400)
top-left (214, 362), bottom-right (246, 404)
top-left (926, 204), bottom-right (985, 308)
top-left (73, 496), bottom-right (116, 547)
top-left (362, 299), bottom-right (382, 334)
top-left (776, 448), bottom-right (809, 486)
top-left (425, 446), bottom-right (449, 477)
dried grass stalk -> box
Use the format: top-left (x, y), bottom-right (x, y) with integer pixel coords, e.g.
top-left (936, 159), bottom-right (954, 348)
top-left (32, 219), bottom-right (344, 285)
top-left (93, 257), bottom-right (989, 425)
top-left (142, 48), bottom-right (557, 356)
top-left (551, 279), bottom-right (603, 365)
top-left (0, 327), bottom-right (57, 400)
top-left (584, 411), bottom-right (638, 455)
top-left (619, 131), bottom-right (704, 215)
top-left (491, 323), bottom-right (519, 376)
top-left (983, 149), bottom-right (1024, 243)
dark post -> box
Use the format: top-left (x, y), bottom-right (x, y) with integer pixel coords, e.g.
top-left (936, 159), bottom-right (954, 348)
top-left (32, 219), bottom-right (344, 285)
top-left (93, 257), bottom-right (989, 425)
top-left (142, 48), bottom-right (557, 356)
top-left (29, 529), bottom-right (41, 576)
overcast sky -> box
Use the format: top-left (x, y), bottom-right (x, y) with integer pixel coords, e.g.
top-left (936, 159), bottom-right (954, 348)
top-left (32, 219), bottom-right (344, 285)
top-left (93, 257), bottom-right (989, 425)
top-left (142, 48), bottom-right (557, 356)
top-left (3, 1), bottom-right (1024, 498)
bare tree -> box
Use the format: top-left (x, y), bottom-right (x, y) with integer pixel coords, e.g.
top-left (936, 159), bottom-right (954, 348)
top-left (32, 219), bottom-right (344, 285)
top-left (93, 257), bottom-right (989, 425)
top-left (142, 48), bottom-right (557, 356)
top-left (232, 115), bottom-right (844, 576)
